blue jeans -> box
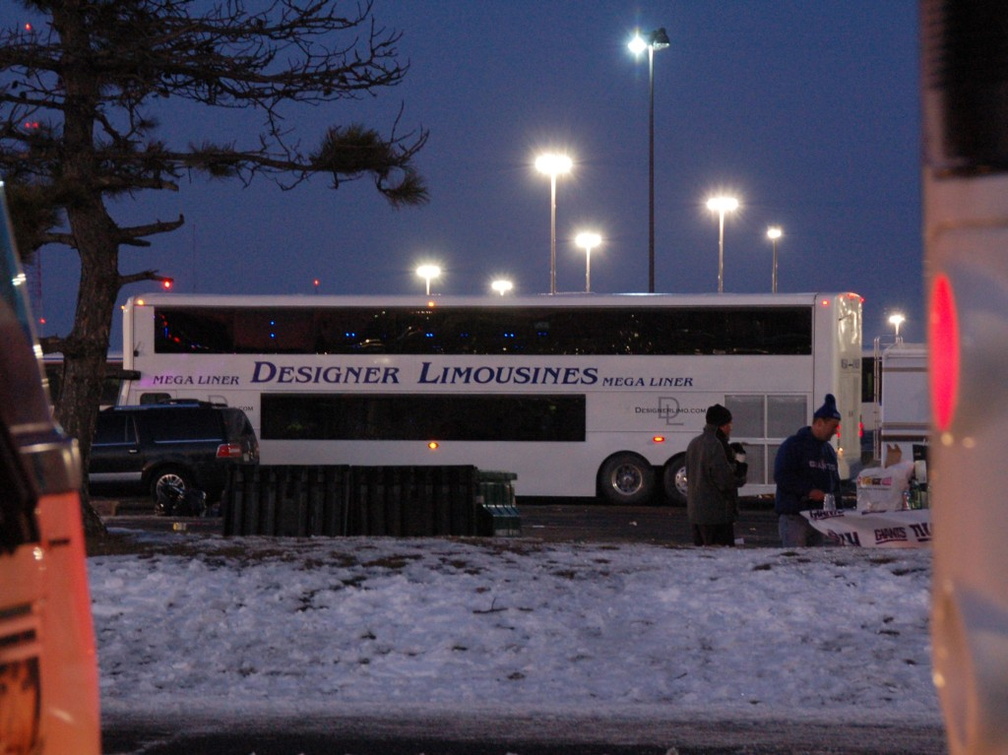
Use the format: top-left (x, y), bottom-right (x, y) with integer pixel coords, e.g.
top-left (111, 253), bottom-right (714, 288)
top-left (778, 513), bottom-right (823, 547)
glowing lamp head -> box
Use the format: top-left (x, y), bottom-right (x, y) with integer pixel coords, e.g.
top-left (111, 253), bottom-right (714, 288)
top-left (628, 33), bottom-right (648, 55)
top-left (706, 196), bottom-right (739, 213)
top-left (416, 264), bottom-right (441, 295)
top-left (628, 28), bottom-right (669, 55)
top-left (491, 279), bottom-right (513, 296)
top-left (535, 153), bottom-right (572, 176)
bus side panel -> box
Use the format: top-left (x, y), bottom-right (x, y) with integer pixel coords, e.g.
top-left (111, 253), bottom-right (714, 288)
top-left (118, 294), bottom-right (849, 499)
top-left (261, 439), bottom-right (595, 498)
top-left (927, 172), bottom-right (1008, 755)
top-left (924, 2), bottom-right (1008, 751)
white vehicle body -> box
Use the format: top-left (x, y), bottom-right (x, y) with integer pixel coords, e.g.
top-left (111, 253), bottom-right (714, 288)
top-left (863, 341), bottom-right (929, 463)
top-left (0, 182), bottom-right (100, 753)
top-left (118, 291), bottom-right (862, 503)
top-left (923, 2), bottom-right (1008, 752)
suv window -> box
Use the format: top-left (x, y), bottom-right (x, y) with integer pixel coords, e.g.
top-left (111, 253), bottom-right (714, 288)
top-left (222, 409), bottom-right (254, 439)
top-left (94, 414), bottom-right (137, 445)
top-left (147, 409), bottom-right (221, 441)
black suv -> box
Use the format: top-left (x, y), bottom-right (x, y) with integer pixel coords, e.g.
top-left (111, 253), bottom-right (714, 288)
top-left (88, 401), bottom-right (259, 502)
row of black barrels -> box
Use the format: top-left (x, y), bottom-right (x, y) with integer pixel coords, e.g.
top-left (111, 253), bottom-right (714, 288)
top-left (221, 465), bottom-right (519, 538)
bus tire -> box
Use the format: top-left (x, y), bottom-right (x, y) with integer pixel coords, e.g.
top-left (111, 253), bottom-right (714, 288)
top-left (662, 455), bottom-right (688, 506)
top-left (597, 453), bottom-right (656, 505)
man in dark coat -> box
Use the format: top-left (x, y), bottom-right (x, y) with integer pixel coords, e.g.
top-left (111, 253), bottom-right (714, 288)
top-left (685, 404), bottom-right (748, 546)
top-left (774, 393), bottom-right (843, 546)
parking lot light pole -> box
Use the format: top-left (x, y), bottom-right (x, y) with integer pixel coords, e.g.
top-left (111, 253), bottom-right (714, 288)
top-left (889, 312), bottom-right (906, 343)
top-left (575, 231), bottom-right (602, 293)
top-left (491, 279), bottom-right (513, 296)
top-left (535, 153), bottom-right (573, 294)
top-left (629, 27), bottom-right (670, 293)
top-left (706, 195), bottom-right (738, 293)
top-left (767, 226), bottom-right (782, 293)
top-left (416, 264), bottom-right (440, 296)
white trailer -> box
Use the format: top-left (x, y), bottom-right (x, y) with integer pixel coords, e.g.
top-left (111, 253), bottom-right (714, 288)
top-left (872, 341), bottom-right (928, 463)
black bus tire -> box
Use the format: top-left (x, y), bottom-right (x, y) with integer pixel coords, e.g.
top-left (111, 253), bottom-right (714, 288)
top-left (662, 455), bottom-right (688, 506)
top-left (597, 453), bottom-right (656, 505)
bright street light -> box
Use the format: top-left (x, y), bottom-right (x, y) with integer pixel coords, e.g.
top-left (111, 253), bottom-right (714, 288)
top-left (416, 264), bottom-right (440, 296)
top-left (767, 226), bottom-right (782, 293)
top-left (889, 312), bottom-right (906, 341)
top-left (706, 195), bottom-right (739, 293)
top-left (535, 153), bottom-right (573, 295)
top-left (628, 27), bottom-right (670, 293)
top-left (575, 231), bottom-right (602, 293)
top-left (491, 279), bottom-right (513, 296)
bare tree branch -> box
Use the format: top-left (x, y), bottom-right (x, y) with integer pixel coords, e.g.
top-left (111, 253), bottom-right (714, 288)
top-left (0, 1), bottom-right (428, 535)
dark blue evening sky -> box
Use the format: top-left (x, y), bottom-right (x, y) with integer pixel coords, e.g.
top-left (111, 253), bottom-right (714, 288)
top-left (4, 1), bottom-right (922, 346)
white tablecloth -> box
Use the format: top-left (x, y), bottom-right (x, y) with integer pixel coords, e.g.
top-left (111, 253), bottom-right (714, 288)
top-left (802, 508), bottom-right (932, 548)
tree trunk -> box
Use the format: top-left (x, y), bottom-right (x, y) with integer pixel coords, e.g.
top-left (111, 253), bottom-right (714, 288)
top-left (54, 206), bottom-right (122, 538)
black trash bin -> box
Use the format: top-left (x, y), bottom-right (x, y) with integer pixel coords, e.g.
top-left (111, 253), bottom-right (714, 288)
top-left (475, 470), bottom-right (520, 536)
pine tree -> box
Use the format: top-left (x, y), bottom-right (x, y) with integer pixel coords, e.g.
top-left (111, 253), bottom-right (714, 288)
top-left (0, 0), bottom-right (428, 534)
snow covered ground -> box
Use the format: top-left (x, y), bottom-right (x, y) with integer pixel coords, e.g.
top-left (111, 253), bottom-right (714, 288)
top-left (90, 530), bottom-right (941, 744)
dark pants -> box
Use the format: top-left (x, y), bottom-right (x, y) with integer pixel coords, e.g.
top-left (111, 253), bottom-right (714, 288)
top-left (778, 513), bottom-right (824, 547)
top-left (691, 523), bottom-right (735, 546)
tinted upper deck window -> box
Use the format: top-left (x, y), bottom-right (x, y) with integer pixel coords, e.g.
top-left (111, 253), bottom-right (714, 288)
top-left (154, 305), bottom-right (813, 356)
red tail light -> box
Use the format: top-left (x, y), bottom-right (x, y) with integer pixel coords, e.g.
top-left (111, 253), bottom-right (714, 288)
top-left (930, 273), bottom-right (959, 431)
top-left (216, 442), bottom-right (244, 459)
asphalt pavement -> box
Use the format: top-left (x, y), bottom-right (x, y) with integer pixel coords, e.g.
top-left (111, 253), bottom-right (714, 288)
top-left (94, 496), bottom-right (784, 546)
top-left (102, 709), bottom-right (947, 755)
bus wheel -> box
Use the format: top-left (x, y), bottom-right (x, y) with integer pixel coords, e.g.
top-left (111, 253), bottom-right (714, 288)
top-left (662, 456), bottom-right (688, 506)
top-left (598, 453), bottom-right (655, 505)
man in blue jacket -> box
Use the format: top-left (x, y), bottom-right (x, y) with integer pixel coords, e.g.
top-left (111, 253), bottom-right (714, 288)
top-left (774, 394), bottom-right (842, 546)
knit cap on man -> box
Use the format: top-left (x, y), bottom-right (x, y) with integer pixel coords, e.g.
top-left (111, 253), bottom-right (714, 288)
top-left (813, 393), bottom-right (842, 421)
top-left (705, 404), bottom-right (732, 426)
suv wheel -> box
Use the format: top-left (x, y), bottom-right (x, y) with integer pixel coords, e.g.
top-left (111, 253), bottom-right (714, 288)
top-left (150, 467), bottom-right (191, 505)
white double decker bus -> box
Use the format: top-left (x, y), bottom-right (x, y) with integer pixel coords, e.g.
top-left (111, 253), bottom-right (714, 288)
top-left (117, 291), bottom-right (863, 504)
